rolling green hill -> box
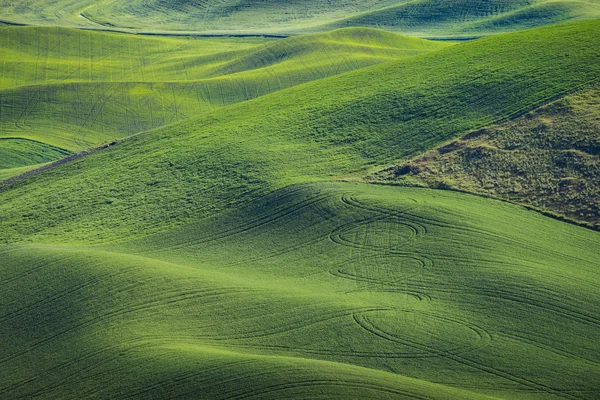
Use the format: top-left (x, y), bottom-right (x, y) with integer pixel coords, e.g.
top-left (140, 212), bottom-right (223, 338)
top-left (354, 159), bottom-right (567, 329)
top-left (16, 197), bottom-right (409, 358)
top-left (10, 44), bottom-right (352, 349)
top-left (323, 0), bottom-right (600, 38)
top-left (1, 19), bottom-right (598, 244)
top-left (0, 138), bottom-right (71, 181)
top-left (0, 26), bottom-right (444, 178)
top-left (0, 138), bottom-right (70, 169)
top-left (1, 182), bottom-right (599, 398)
top-left (1, 9), bottom-right (600, 400)
top-left (1, 0), bottom-right (600, 37)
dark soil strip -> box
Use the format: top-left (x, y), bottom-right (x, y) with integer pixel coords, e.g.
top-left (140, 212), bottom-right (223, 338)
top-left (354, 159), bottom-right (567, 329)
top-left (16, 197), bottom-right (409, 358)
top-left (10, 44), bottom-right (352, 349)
top-left (0, 19), bottom-right (28, 26)
top-left (0, 141), bottom-right (118, 189)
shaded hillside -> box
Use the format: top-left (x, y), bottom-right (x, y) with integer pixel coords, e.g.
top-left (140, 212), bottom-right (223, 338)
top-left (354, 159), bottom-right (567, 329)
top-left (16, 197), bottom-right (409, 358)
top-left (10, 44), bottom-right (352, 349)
top-left (1, 182), bottom-right (599, 398)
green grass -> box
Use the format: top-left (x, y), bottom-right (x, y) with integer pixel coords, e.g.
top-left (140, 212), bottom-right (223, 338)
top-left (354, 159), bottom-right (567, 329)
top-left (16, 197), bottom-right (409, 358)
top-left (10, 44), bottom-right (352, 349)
top-left (0, 162), bottom-right (54, 181)
top-left (0, 26), bottom-right (444, 174)
top-left (374, 83), bottom-right (600, 229)
top-left (2, 15), bottom-right (600, 400)
top-left (1, 26), bottom-right (433, 90)
top-left (0, 138), bottom-right (70, 168)
top-left (1, 182), bottom-right (599, 398)
top-left (1, 19), bottom-right (598, 243)
top-left (324, 0), bottom-right (600, 38)
top-left (0, 138), bottom-right (70, 180)
top-left (1, 0), bottom-right (600, 37)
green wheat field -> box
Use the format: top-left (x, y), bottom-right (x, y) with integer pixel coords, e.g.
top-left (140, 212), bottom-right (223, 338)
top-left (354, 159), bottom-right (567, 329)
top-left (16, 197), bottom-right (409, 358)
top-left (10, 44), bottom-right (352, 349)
top-left (1, 1), bottom-right (600, 399)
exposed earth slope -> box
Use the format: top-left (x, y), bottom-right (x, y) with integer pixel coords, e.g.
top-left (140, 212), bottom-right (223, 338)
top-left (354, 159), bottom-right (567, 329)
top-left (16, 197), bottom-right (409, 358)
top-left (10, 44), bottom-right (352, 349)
top-left (375, 83), bottom-right (600, 229)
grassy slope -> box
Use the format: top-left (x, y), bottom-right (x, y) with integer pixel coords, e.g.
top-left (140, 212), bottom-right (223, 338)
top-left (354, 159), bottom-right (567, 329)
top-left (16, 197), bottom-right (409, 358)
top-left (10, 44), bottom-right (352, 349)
top-left (0, 27), bottom-right (442, 177)
top-left (0, 138), bottom-right (71, 169)
top-left (0, 26), bottom-right (434, 90)
top-left (0, 138), bottom-right (71, 180)
top-left (0, 15), bottom-right (599, 400)
top-left (0, 163), bottom-right (53, 181)
top-left (324, 0), bottom-right (600, 37)
top-left (1, 0), bottom-right (600, 36)
top-left (1, 19), bottom-right (598, 244)
top-left (1, 182), bottom-right (599, 398)
top-left (374, 83), bottom-right (600, 228)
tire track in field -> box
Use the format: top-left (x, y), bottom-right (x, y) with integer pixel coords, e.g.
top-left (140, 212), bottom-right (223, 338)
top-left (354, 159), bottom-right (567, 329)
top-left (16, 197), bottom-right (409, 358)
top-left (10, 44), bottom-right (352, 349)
top-left (375, 276), bottom-right (600, 330)
top-left (499, 331), bottom-right (600, 367)
top-left (220, 233), bottom-right (326, 269)
top-left (329, 267), bottom-right (432, 301)
top-left (0, 340), bottom-right (155, 397)
top-left (6, 31), bottom-right (131, 138)
top-left (0, 287), bottom-right (260, 366)
top-left (14, 89), bottom-right (41, 130)
top-left (340, 193), bottom-right (420, 215)
top-left (216, 309), bottom-right (494, 361)
top-left (18, 34), bottom-right (183, 145)
top-left (328, 189), bottom-right (593, 398)
top-left (214, 192), bottom-right (351, 268)
top-left (338, 193), bottom-right (429, 235)
top-left (192, 306), bottom-right (389, 341)
top-left (477, 287), bottom-right (600, 328)
top-left (399, 204), bottom-right (599, 269)
top-left (329, 192), bottom-right (433, 295)
top-left (448, 354), bottom-right (583, 400)
top-left (119, 359), bottom-right (258, 400)
top-left (138, 189), bottom-right (336, 255)
top-left (0, 262), bottom-right (148, 325)
top-left (328, 216), bottom-right (426, 253)
top-left (329, 216), bottom-right (425, 251)
top-left (353, 311), bottom-right (580, 400)
top-left (408, 278), bottom-right (600, 328)
top-left (353, 310), bottom-right (492, 358)
top-left (223, 342), bottom-right (452, 360)
top-left (0, 253), bottom-right (75, 288)
top-left (20, 338), bottom-right (256, 399)
top-left (221, 379), bottom-right (430, 400)
top-left (329, 252), bottom-right (433, 295)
